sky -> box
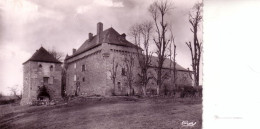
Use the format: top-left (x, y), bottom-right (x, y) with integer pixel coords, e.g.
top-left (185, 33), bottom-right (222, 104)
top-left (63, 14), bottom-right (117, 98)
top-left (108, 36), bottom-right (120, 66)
top-left (0, 0), bottom-right (201, 95)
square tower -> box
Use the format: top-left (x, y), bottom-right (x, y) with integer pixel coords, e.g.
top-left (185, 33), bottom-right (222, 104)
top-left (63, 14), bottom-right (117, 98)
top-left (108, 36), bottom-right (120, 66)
top-left (20, 47), bottom-right (62, 105)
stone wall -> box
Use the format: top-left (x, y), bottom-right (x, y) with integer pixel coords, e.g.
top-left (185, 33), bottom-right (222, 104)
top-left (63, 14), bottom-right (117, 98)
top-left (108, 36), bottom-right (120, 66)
top-left (65, 43), bottom-right (141, 96)
top-left (175, 70), bottom-right (193, 86)
top-left (146, 68), bottom-right (193, 94)
top-left (20, 61), bottom-right (62, 105)
top-left (66, 46), bottom-right (109, 96)
top-left (65, 43), bottom-right (193, 96)
top-left (104, 43), bottom-right (141, 95)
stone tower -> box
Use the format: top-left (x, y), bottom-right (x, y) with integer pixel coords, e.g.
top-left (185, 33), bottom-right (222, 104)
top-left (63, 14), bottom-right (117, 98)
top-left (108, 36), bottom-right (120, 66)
top-left (20, 47), bottom-right (62, 105)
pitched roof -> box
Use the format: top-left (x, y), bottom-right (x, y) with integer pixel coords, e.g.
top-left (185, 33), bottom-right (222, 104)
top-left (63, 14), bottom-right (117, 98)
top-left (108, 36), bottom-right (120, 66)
top-left (23, 47), bottom-right (62, 64)
top-left (67, 27), bottom-right (137, 59)
top-left (150, 56), bottom-right (189, 71)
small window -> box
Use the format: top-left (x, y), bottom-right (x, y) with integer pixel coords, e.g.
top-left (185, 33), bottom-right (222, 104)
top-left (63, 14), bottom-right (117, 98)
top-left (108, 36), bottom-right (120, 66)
top-left (39, 64), bottom-right (42, 70)
top-left (74, 75), bottom-right (77, 81)
top-left (82, 77), bottom-right (85, 82)
top-left (50, 65), bottom-right (53, 71)
top-left (82, 65), bottom-right (85, 72)
top-left (121, 68), bottom-right (126, 76)
top-left (43, 77), bottom-right (49, 85)
top-left (117, 82), bottom-right (121, 90)
top-left (49, 76), bottom-right (54, 84)
top-left (74, 63), bottom-right (77, 69)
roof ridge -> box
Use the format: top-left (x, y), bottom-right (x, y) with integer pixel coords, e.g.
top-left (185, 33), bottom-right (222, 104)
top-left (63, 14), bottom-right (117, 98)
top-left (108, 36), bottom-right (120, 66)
top-left (67, 23), bottom-right (137, 59)
top-left (150, 56), bottom-right (188, 71)
top-left (23, 47), bottom-right (62, 64)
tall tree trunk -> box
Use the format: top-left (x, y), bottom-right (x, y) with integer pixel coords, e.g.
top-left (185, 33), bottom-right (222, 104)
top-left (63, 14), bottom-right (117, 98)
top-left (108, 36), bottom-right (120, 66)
top-left (113, 80), bottom-right (116, 95)
top-left (157, 68), bottom-right (162, 95)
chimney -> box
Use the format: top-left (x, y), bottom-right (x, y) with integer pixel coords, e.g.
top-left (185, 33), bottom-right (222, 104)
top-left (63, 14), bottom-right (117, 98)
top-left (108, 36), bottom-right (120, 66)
top-left (89, 33), bottom-right (93, 40)
top-left (121, 33), bottom-right (126, 39)
top-left (97, 22), bottom-right (103, 35)
top-left (72, 48), bottom-right (76, 54)
top-left (97, 22), bottom-right (103, 43)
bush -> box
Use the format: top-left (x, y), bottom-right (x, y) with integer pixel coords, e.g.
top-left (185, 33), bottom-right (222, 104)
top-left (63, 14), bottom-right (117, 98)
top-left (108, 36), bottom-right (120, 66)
top-left (0, 99), bottom-right (15, 105)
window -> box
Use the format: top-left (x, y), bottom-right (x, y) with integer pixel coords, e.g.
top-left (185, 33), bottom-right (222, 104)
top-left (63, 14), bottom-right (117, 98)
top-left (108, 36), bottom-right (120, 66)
top-left (43, 77), bottom-right (49, 85)
top-left (50, 65), bottom-right (53, 71)
top-left (82, 65), bottom-right (85, 72)
top-left (74, 63), bottom-right (77, 69)
top-left (74, 75), bottom-right (77, 81)
top-left (121, 68), bottom-right (126, 76)
top-left (49, 76), bottom-right (54, 84)
top-left (39, 64), bottom-right (42, 70)
top-left (82, 77), bottom-right (85, 82)
top-left (117, 82), bottom-right (121, 90)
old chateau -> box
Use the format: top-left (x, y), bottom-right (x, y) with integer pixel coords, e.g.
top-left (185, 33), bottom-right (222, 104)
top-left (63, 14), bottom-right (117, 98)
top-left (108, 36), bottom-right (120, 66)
top-left (21, 22), bottom-right (192, 105)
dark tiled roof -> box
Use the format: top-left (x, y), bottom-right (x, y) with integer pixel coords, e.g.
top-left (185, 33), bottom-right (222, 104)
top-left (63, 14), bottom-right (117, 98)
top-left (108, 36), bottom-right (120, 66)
top-left (23, 47), bottom-right (62, 64)
top-left (67, 27), bottom-right (137, 59)
top-left (150, 56), bottom-right (188, 71)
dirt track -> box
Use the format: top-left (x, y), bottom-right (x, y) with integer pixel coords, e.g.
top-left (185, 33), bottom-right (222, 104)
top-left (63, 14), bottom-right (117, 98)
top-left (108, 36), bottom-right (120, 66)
top-left (0, 96), bottom-right (202, 129)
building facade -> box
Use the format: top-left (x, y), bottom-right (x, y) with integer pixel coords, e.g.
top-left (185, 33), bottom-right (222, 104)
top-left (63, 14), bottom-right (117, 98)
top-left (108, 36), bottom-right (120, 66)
top-left (64, 22), bottom-right (193, 96)
top-left (21, 47), bottom-right (62, 105)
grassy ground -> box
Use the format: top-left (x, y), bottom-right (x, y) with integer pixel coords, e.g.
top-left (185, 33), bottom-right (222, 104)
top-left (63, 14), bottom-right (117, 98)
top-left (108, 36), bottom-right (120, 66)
top-left (0, 96), bottom-right (202, 129)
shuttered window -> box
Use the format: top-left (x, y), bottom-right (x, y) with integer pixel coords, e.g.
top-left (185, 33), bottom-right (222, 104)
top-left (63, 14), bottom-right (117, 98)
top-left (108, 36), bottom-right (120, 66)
top-left (49, 76), bottom-right (54, 84)
top-left (82, 65), bottom-right (85, 72)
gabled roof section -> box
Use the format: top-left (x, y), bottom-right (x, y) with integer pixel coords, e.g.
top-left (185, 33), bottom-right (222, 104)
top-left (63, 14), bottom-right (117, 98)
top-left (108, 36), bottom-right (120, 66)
top-left (23, 47), bottom-right (62, 64)
top-left (67, 27), bottom-right (138, 59)
top-left (150, 56), bottom-right (189, 71)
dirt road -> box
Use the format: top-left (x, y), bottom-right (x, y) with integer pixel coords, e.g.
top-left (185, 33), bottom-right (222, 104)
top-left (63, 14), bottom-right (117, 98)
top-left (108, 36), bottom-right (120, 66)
top-left (0, 96), bottom-right (202, 129)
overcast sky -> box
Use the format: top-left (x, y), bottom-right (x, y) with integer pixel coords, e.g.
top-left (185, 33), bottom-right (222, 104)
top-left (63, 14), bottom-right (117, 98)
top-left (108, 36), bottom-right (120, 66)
top-left (0, 0), bottom-right (201, 95)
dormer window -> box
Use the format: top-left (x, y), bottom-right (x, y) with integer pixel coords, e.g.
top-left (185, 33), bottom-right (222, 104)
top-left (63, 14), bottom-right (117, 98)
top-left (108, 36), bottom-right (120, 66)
top-left (50, 65), bottom-right (53, 71)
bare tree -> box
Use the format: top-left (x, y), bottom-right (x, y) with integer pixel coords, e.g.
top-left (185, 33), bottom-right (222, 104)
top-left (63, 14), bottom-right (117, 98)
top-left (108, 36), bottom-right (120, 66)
top-left (123, 54), bottom-right (135, 96)
top-left (48, 48), bottom-right (64, 62)
top-left (186, 3), bottom-right (203, 87)
top-left (9, 85), bottom-right (21, 99)
top-left (129, 21), bottom-right (153, 96)
top-left (149, 0), bottom-right (173, 95)
top-left (168, 28), bottom-right (177, 90)
top-left (110, 57), bottom-right (118, 95)
top-left (61, 66), bottom-right (67, 97)
top-left (129, 23), bottom-right (142, 48)
top-left (0, 92), bottom-right (3, 99)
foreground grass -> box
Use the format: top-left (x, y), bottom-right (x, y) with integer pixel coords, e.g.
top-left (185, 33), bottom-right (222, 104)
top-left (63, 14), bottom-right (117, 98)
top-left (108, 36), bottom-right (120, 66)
top-left (0, 96), bottom-right (202, 129)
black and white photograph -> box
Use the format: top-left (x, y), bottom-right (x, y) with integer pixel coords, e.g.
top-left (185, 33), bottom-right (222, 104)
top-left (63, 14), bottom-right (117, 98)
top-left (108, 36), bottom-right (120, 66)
top-left (1, 0), bottom-right (259, 129)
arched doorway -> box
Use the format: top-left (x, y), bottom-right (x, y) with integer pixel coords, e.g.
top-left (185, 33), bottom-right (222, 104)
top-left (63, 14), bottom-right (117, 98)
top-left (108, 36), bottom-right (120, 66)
top-left (37, 86), bottom-right (50, 101)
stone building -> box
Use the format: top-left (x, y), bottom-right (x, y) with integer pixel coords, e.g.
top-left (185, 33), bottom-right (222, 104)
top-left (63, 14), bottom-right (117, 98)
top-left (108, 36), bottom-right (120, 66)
top-left (64, 22), bottom-right (140, 96)
top-left (21, 47), bottom-right (62, 105)
top-left (147, 57), bottom-right (193, 94)
top-left (64, 22), bottom-right (193, 96)
top-left (21, 22), bottom-right (193, 102)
